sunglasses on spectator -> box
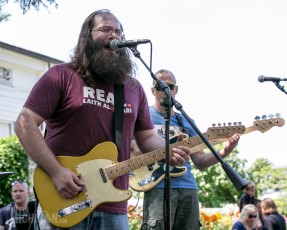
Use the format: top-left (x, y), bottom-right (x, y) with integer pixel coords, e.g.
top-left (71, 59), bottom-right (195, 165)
top-left (154, 84), bottom-right (176, 91)
top-left (248, 214), bottom-right (257, 219)
top-left (11, 180), bottom-right (27, 187)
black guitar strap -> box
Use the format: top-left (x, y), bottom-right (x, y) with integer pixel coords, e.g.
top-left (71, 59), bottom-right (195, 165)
top-left (174, 112), bottom-right (190, 136)
top-left (114, 84), bottom-right (124, 151)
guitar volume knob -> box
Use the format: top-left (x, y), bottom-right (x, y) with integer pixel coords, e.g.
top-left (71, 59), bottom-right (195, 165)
top-left (58, 209), bottom-right (65, 217)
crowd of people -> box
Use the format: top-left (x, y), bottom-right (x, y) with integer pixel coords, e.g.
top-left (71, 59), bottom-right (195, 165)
top-left (232, 181), bottom-right (286, 230)
top-left (0, 7), bottom-right (286, 230)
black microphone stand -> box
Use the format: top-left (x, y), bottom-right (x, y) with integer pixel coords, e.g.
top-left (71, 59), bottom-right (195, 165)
top-left (130, 45), bottom-right (248, 230)
top-left (273, 81), bottom-right (287, 95)
top-left (161, 92), bottom-right (172, 230)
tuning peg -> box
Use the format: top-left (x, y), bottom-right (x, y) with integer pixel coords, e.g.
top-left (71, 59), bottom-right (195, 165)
top-left (268, 114), bottom-right (274, 118)
top-left (218, 123), bottom-right (221, 127)
top-left (262, 115), bottom-right (267, 119)
top-left (254, 116), bottom-right (260, 121)
top-left (275, 113), bottom-right (281, 118)
top-left (212, 123), bottom-right (216, 127)
top-left (233, 122), bottom-right (237, 125)
top-left (238, 122), bottom-right (242, 125)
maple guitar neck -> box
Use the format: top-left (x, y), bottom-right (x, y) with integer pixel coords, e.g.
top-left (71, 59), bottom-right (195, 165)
top-left (107, 125), bottom-right (246, 180)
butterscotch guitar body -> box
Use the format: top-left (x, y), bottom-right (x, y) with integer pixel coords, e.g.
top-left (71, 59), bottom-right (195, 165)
top-left (33, 142), bottom-right (132, 228)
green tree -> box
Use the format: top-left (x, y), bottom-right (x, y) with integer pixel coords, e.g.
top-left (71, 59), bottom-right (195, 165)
top-left (245, 158), bottom-right (273, 195)
top-left (193, 145), bottom-right (247, 207)
top-left (0, 135), bottom-right (29, 207)
top-left (0, 0), bottom-right (58, 22)
top-left (246, 158), bottom-right (287, 213)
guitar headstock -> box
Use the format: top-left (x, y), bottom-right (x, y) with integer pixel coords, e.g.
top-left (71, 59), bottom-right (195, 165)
top-left (205, 122), bottom-right (246, 140)
top-left (253, 114), bottom-right (285, 133)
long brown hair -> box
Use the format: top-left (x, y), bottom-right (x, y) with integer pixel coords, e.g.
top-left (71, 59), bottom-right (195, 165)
top-left (261, 198), bottom-right (279, 215)
top-left (70, 9), bottom-right (136, 86)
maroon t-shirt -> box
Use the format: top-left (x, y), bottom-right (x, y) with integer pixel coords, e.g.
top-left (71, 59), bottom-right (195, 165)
top-left (24, 63), bottom-right (154, 213)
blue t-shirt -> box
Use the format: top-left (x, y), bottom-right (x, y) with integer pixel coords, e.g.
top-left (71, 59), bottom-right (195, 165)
top-left (232, 221), bottom-right (257, 230)
top-left (149, 106), bottom-right (198, 189)
top-left (232, 221), bottom-right (247, 230)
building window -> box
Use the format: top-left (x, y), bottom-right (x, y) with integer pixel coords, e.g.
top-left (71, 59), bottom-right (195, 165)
top-left (0, 122), bottom-right (14, 137)
top-left (0, 66), bottom-right (13, 87)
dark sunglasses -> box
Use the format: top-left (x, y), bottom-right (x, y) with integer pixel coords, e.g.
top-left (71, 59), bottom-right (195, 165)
top-left (248, 214), bottom-right (257, 219)
top-left (154, 84), bottom-right (176, 91)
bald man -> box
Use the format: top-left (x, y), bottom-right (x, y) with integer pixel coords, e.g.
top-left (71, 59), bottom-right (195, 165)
top-left (0, 181), bottom-right (35, 230)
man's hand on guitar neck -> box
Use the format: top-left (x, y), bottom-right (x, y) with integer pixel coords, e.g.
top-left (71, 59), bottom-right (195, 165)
top-left (218, 133), bottom-right (240, 158)
top-left (52, 167), bottom-right (85, 199)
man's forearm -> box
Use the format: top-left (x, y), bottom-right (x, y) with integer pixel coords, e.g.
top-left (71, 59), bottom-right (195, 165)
top-left (15, 114), bottom-right (62, 177)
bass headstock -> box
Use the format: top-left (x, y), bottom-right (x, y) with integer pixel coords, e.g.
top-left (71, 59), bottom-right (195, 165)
top-left (253, 113), bottom-right (285, 133)
top-left (205, 122), bottom-right (246, 140)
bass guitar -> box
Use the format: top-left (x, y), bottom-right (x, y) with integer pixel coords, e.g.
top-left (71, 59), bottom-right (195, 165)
top-left (33, 124), bottom-right (245, 228)
top-left (129, 116), bottom-right (285, 192)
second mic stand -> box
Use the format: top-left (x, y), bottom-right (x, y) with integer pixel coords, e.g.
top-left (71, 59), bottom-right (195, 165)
top-left (130, 46), bottom-right (248, 230)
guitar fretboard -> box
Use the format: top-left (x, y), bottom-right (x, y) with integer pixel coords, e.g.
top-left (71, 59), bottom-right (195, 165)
top-left (106, 125), bottom-right (245, 179)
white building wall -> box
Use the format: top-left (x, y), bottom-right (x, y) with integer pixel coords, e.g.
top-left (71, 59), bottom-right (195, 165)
top-left (0, 43), bottom-right (62, 137)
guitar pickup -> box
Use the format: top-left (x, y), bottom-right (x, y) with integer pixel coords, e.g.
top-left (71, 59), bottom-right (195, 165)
top-left (57, 200), bottom-right (92, 217)
top-left (137, 177), bottom-right (155, 186)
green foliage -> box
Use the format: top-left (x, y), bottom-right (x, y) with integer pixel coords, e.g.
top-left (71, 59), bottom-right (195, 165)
top-left (0, 135), bottom-right (29, 207)
top-left (0, 1), bottom-right (10, 22)
top-left (0, 0), bottom-right (58, 22)
top-left (14, 0), bottom-right (58, 14)
top-left (193, 146), bottom-right (247, 207)
top-left (240, 158), bottom-right (287, 213)
top-left (245, 158), bottom-right (273, 195)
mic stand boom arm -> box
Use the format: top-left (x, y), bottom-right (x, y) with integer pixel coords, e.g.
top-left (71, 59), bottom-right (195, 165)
top-left (130, 45), bottom-right (248, 191)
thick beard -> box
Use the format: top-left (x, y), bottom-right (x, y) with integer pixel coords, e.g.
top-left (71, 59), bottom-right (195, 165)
top-left (86, 39), bottom-right (133, 85)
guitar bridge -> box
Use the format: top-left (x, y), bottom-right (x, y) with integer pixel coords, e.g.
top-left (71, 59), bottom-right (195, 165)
top-left (57, 200), bottom-right (92, 217)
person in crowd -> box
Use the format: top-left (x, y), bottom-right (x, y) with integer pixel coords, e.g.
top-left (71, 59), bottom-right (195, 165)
top-left (0, 180), bottom-right (35, 230)
top-left (239, 181), bottom-right (260, 212)
top-left (131, 69), bottom-right (240, 230)
top-left (261, 197), bottom-right (286, 230)
top-left (14, 9), bottom-right (192, 230)
top-left (255, 199), bottom-right (269, 230)
top-left (232, 204), bottom-right (260, 230)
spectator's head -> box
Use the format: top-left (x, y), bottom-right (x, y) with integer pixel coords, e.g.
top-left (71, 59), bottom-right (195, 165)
top-left (239, 204), bottom-right (259, 229)
top-left (245, 181), bottom-right (256, 197)
top-left (261, 198), bottom-right (278, 215)
top-left (255, 199), bottom-right (263, 217)
top-left (11, 180), bottom-right (29, 208)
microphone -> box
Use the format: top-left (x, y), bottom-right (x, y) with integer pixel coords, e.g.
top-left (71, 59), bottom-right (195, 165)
top-left (110, 39), bottom-right (150, 51)
top-left (258, 75), bottom-right (287, 83)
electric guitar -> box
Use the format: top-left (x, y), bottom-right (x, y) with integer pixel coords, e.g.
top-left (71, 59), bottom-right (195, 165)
top-left (129, 116), bottom-right (285, 192)
top-left (33, 124), bottom-right (245, 228)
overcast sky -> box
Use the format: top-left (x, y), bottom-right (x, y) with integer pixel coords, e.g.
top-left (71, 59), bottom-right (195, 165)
top-left (1, 0), bottom-right (287, 169)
